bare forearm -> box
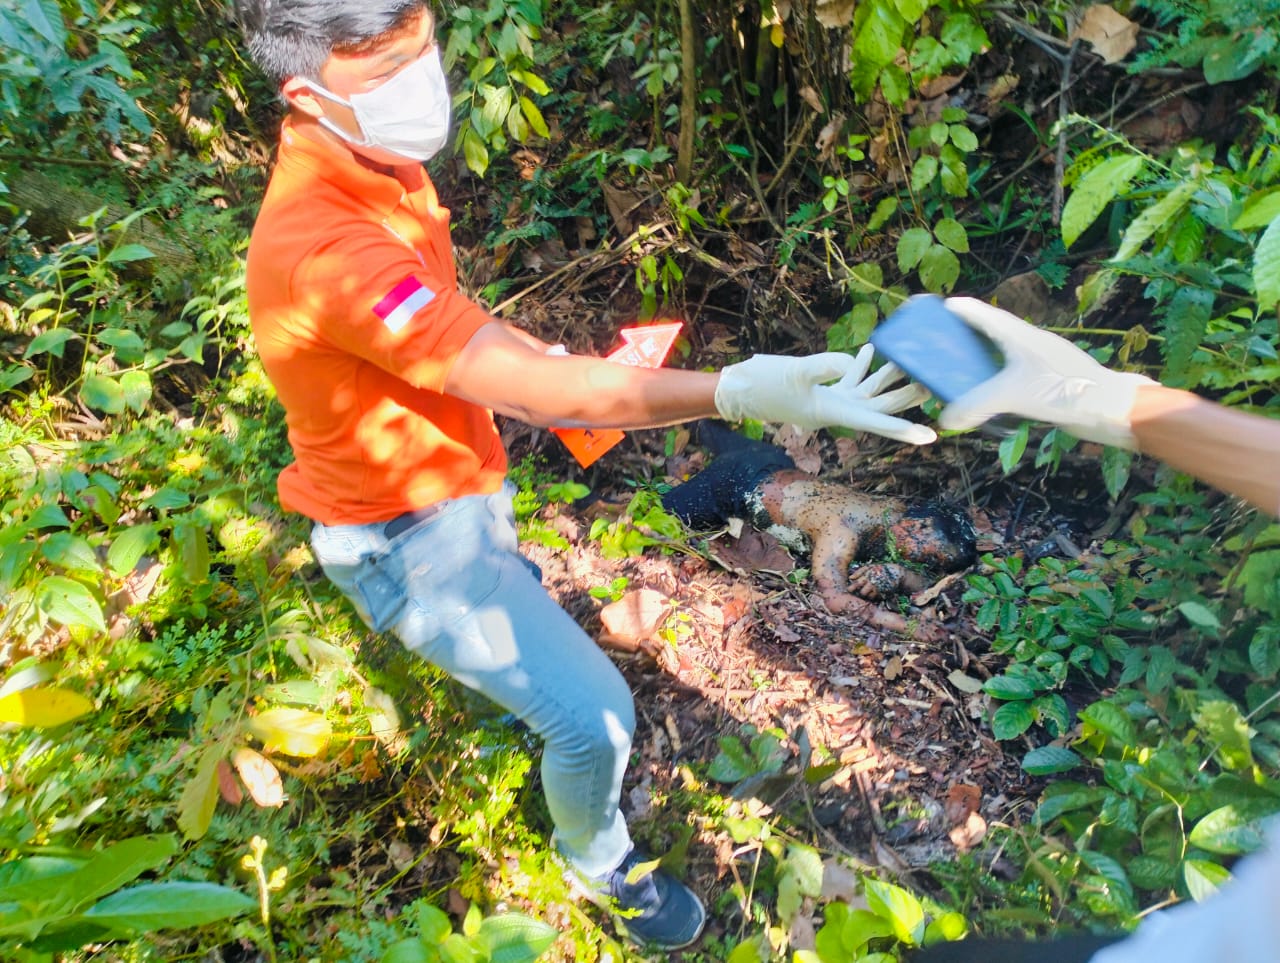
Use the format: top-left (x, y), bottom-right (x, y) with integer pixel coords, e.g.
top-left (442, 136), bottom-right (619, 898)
top-left (445, 321), bottom-right (720, 428)
top-left (1130, 384), bottom-right (1280, 517)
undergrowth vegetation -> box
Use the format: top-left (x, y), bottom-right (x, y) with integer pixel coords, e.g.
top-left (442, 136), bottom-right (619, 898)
top-left (2, 0), bottom-right (1280, 960)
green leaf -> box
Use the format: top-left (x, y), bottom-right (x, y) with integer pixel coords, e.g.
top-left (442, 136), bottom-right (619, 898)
top-left (897, 228), bottom-right (933, 271)
top-left (918, 244), bottom-right (960, 293)
top-left (36, 576), bottom-right (106, 633)
top-left (417, 902), bottom-right (452, 944)
top-left (173, 521), bottom-right (210, 584)
top-left (998, 421), bottom-right (1029, 474)
top-left (1194, 700), bottom-right (1253, 772)
top-left (863, 878), bottom-right (925, 946)
top-left (104, 244), bottom-right (155, 264)
top-left (107, 524), bottom-right (158, 576)
top-left (1022, 745), bottom-right (1081, 775)
top-left (82, 881), bottom-right (254, 933)
top-left (1189, 804), bottom-right (1271, 855)
top-left (1233, 187), bottom-right (1280, 231)
top-left (517, 96), bottom-right (550, 139)
top-left (67, 835), bottom-right (180, 913)
top-left (1249, 630), bottom-right (1280, 680)
top-left (1177, 600), bottom-right (1222, 635)
top-left (933, 217), bottom-right (969, 253)
top-left (80, 374), bottom-right (126, 414)
top-left (991, 701), bottom-right (1035, 740)
top-left (40, 532), bottom-right (102, 575)
top-left (1100, 446), bottom-right (1131, 500)
top-left (853, 0), bottom-right (908, 70)
top-left (23, 0), bottom-right (68, 46)
top-left (909, 153), bottom-right (938, 194)
top-left (1062, 154), bottom-right (1145, 248)
top-left (1255, 216), bottom-right (1280, 312)
top-left (708, 736), bottom-right (756, 782)
top-left (1182, 859), bottom-right (1231, 903)
top-left (24, 328), bottom-right (78, 359)
top-left (1079, 700), bottom-right (1137, 747)
top-left (922, 911), bottom-right (967, 945)
top-left (119, 370), bottom-right (152, 413)
top-left (461, 126), bottom-right (489, 178)
top-left (1114, 179), bottom-right (1197, 262)
top-left (983, 675), bottom-right (1035, 700)
top-left (476, 912), bottom-right (558, 963)
top-left (176, 745), bottom-right (221, 841)
top-left (867, 197), bottom-right (898, 232)
top-left (381, 939), bottom-right (433, 963)
top-left (839, 908), bottom-right (895, 953)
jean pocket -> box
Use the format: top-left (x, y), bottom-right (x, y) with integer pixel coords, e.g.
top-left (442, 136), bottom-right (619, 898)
top-left (353, 557), bottom-right (408, 633)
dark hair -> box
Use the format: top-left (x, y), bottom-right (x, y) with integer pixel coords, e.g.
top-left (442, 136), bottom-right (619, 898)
top-left (234, 0), bottom-right (429, 84)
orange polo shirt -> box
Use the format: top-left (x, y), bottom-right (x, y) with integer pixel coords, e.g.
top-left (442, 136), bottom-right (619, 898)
top-left (246, 118), bottom-right (506, 525)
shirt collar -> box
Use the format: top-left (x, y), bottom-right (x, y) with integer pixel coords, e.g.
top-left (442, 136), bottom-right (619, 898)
top-left (277, 115), bottom-right (430, 215)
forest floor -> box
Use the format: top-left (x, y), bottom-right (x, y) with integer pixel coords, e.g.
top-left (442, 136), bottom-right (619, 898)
top-left (480, 269), bottom-right (1141, 945)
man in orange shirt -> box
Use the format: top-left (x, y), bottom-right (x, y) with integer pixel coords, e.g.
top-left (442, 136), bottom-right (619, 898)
top-left (235, 0), bottom-right (935, 948)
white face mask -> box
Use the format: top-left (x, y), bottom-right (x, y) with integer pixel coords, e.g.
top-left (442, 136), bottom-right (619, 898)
top-left (307, 49), bottom-right (451, 162)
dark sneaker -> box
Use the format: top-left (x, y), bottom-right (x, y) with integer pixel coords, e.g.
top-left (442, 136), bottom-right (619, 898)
top-left (599, 848), bottom-right (706, 950)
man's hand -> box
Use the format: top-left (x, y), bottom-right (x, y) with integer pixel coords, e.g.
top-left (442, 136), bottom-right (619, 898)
top-left (714, 345), bottom-right (937, 444)
top-left (940, 297), bottom-right (1155, 450)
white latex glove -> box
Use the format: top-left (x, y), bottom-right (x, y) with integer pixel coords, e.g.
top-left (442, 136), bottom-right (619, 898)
top-left (715, 344), bottom-right (937, 445)
top-left (940, 297), bottom-right (1156, 450)
top-left (1089, 822), bottom-right (1280, 963)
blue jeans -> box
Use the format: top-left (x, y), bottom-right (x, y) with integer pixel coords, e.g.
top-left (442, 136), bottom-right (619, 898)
top-left (309, 485), bottom-right (635, 878)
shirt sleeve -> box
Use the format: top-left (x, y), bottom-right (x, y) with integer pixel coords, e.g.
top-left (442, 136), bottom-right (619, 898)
top-left (293, 228), bottom-right (494, 394)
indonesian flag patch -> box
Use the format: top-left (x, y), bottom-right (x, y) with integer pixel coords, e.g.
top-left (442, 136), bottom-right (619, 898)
top-left (373, 276), bottom-right (435, 333)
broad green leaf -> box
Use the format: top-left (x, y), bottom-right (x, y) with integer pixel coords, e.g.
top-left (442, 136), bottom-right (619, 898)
top-left (948, 124), bottom-right (979, 152)
top-left (1079, 700), bottom-right (1137, 747)
top-left (880, 63), bottom-right (909, 109)
top-left (909, 154), bottom-right (938, 195)
top-left (923, 911), bottom-right (968, 945)
top-left (998, 421), bottom-right (1029, 474)
top-left (80, 374), bottom-right (126, 414)
top-left (892, 0), bottom-right (928, 24)
top-left (838, 907), bottom-right (894, 952)
top-left (172, 521), bottom-right (210, 584)
top-left (68, 835), bottom-right (180, 912)
top-left (1177, 600), bottom-right (1222, 634)
top-left (1021, 745), bottom-right (1081, 776)
top-left (37, 576), bottom-right (107, 633)
top-left (1189, 804), bottom-right (1269, 855)
top-left (104, 243), bottom-right (154, 264)
top-left (418, 902), bottom-right (452, 944)
top-left (863, 878), bottom-right (925, 946)
top-left (1194, 700), bottom-right (1253, 771)
top-left (897, 228), bottom-right (933, 271)
top-left (517, 96), bottom-right (550, 139)
top-left (0, 856), bottom-right (85, 904)
top-left (1161, 285), bottom-right (1214, 383)
top-left (0, 686), bottom-right (94, 727)
top-left (461, 126), bottom-right (489, 177)
top-left (933, 217), bottom-right (969, 253)
top-left (1233, 188), bottom-right (1280, 231)
top-left (39, 532), bottom-right (101, 575)
top-left (917, 244), bottom-right (960, 293)
top-left (1100, 445), bottom-right (1131, 500)
top-left (1255, 216), bottom-right (1280, 312)
top-left (82, 881), bottom-right (254, 933)
top-left (24, 328), bottom-right (78, 359)
top-left (246, 707), bottom-right (333, 757)
top-left (177, 745), bottom-right (222, 841)
top-left (0, 364), bottom-right (33, 391)
top-left (1249, 628), bottom-right (1280, 679)
top-left (983, 675), bottom-right (1035, 700)
top-left (1114, 179), bottom-right (1197, 261)
top-left (991, 701), bottom-right (1035, 740)
top-left (1182, 859), bottom-right (1231, 903)
top-left (107, 524), bottom-right (158, 575)
top-left (382, 939), bottom-right (433, 963)
top-left (477, 913), bottom-right (558, 963)
top-left (1062, 154), bottom-right (1145, 248)
top-left (853, 0), bottom-right (907, 69)
top-left (120, 370), bottom-right (152, 413)
top-left (96, 328), bottom-right (147, 361)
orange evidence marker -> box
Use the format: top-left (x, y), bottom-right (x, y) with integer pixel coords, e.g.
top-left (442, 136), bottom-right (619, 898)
top-left (552, 322), bottom-right (683, 467)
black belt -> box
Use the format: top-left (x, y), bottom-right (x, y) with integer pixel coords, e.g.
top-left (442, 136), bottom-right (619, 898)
top-left (384, 503), bottom-right (444, 539)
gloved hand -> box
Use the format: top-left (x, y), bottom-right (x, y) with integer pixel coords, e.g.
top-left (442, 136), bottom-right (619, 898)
top-left (715, 345), bottom-right (937, 444)
top-left (940, 297), bottom-right (1156, 450)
